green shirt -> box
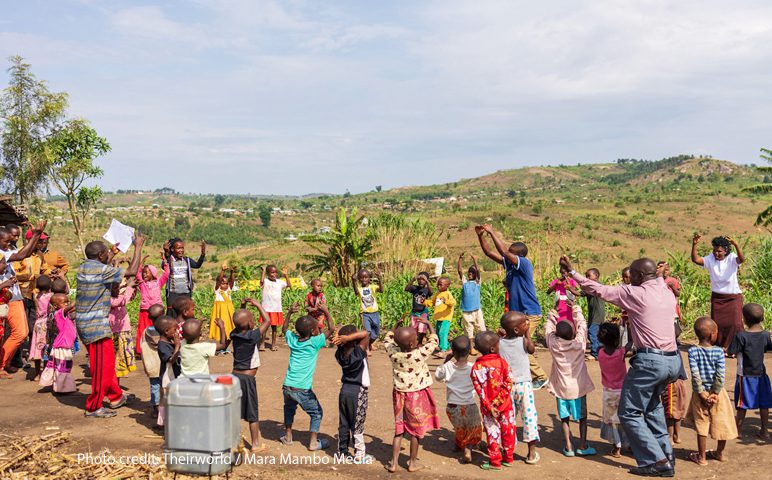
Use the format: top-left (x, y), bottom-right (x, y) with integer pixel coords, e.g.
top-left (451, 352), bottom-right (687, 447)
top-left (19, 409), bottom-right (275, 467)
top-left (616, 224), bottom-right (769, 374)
top-left (283, 331), bottom-right (326, 390)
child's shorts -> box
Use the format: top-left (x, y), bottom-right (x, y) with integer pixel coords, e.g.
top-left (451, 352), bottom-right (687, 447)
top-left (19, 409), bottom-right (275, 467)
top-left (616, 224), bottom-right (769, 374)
top-left (557, 396), bottom-right (587, 421)
top-left (687, 388), bottom-right (738, 440)
top-left (262, 312), bottom-right (285, 327)
top-left (735, 374), bottom-right (772, 410)
top-left (410, 311), bottom-right (429, 334)
top-left (362, 312), bottom-right (381, 340)
top-left (234, 372), bottom-right (259, 422)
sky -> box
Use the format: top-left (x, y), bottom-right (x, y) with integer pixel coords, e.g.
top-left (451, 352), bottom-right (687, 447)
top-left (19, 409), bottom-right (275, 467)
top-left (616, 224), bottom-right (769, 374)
top-left (2, 1), bottom-right (772, 195)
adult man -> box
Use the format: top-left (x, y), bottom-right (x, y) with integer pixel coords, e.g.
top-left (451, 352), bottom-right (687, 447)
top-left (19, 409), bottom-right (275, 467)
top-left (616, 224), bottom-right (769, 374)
top-left (6, 224), bottom-right (21, 250)
top-left (476, 224), bottom-right (548, 389)
top-left (0, 220), bottom-right (47, 377)
top-left (37, 232), bottom-right (69, 279)
top-left (77, 235), bottom-right (144, 418)
top-left (560, 255), bottom-right (679, 477)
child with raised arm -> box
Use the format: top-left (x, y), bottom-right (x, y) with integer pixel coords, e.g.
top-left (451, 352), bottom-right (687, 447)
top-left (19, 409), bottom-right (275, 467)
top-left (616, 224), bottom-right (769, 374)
top-left (729, 303), bottom-right (772, 440)
top-left (545, 304), bottom-right (596, 457)
top-left (39, 293), bottom-right (77, 393)
top-left (164, 238), bottom-right (206, 316)
top-left (232, 298), bottom-right (274, 452)
top-left (210, 264), bottom-right (236, 354)
top-left (384, 317), bottom-right (440, 473)
top-left (331, 325), bottom-right (372, 461)
top-left (458, 252), bottom-right (484, 354)
top-left (179, 318), bottom-right (226, 376)
top-left (140, 304), bottom-right (166, 417)
top-left (261, 264), bottom-right (290, 351)
top-left (427, 276), bottom-right (456, 357)
top-left (471, 330), bottom-right (515, 470)
top-left (686, 316), bottom-right (738, 465)
top-left (352, 268), bottom-right (383, 355)
top-left (597, 322), bottom-right (627, 457)
top-left (435, 335), bottom-right (482, 464)
top-left (498, 311), bottom-right (540, 464)
top-left (547, 266), bottom-right (581, 324)
top-left (134, 252), bottom-right (169, 356)
top-left (281, 302), bottom-right (335, 451)
top-left (29, 275), bottom-right (53, 380)
top-left (404, 272), bottom-right (432, 345)
top-left (583, 268), bottom-right (606, 359)
top-left (109, 278), bottom-right (137, 382)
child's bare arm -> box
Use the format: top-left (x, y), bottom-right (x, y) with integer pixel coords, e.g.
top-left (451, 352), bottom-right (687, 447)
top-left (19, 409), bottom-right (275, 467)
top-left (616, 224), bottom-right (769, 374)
top-left (484, 224), bottom-right (519, 266)
top-left (282, 267), bottom-right (290, 287)
top-left (417, 316), bottom-right (435, 336)
top-left (471, 254), bottom-right (480, 284)
top-left (375, 268), bottom-right (384, 293)
top-left (228, 266), bottom-right (236, 288)
top-left (457, 253), bottom-right (464, 282)
top-left (475, 225), bottom-right (503, 264)
top-left (351, 273), bottom-right (360, 298)
top-left (404, 276), bottom-right (416, 292)
top-left (282, 302), bottom-right (301, 335)
top-left (522, 327), bottom-right (536, 355)
top-left (319, 304), bottom-right (335, 339)
top-left (332, 329), bottom-right (369, 349)
top-left (690, 233), bottom-right (704, 266)
top-left (260, 265), bottom-right (266, 286)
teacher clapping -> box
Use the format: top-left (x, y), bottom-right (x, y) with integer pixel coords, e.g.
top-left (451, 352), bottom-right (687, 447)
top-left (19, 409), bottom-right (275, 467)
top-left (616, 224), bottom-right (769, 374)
top-left (690, 234), bottom-right (746, 353)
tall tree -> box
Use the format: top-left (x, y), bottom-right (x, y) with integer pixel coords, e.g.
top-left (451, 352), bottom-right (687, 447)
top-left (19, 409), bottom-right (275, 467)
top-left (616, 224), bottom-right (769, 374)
top-left (744, 147), bottom-right (772, 229)
top-left (0, 56), bottom-right (68, 205)
top-left (258, 204), bottom-right (271, 227)
top-left (45, 119), bottom-right (110, 255)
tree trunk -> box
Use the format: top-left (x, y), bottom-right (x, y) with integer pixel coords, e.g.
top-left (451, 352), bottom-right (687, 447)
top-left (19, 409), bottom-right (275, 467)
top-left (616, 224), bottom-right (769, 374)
top-left (66, 193), bottom-right (85, 257)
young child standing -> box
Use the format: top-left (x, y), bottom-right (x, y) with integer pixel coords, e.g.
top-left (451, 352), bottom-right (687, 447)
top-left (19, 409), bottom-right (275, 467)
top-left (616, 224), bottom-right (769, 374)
top-left (457, 253), bottom-right (484, 354)
top-left (729, 303), bottom-right (771, 440)
top-left (180, 318), bottom-right (226, 376)
top-left (427, 276), bottom-right (456, 357)
top-left (498, 311), bottom-right (540, 464)
top-left (140, 304), bottom-right (166, 417)
top-left (280, 302), bottom-right (334, 450)
top-left (164, 239), bottom-right (206, 316)
top-left (109, 279), bottom-right (137, 381)
top-left (210, 265), bottom-right (236, 354)
top-left (306, 278), bottom-right (328, 330)
top-left (261, 264), bottom-right (290, 351)
top-left (583, 268), bottom-right (606, 359)
top-left (352, 269), bottom-right (383, 355)
top-left (546, 266), bottom-right (580, 323)
top-left (545, 305), bottom-right (596, 457)
top-left (471, 330), bottom-right (516, 470)
top-left (384, 317), bottom-right (440, 473)
top-left (331, 325), bottom-right (372, 461)
top-left (597, 322), bottom-right (627, 457)
top-left (436, 335), bottom-right (482, 464)
top-left (404, 272), bottom-right (432, 344)
top-left (172, 296), bottom-right (196, 337)
top-left (39, 293), bottom-right (77, 393)
top-left (134, 255), bottom-right (169, 356)
top-left (29, 275), bottom-right (53, 380)
top-left (155, 315), bottom-right (181, 427)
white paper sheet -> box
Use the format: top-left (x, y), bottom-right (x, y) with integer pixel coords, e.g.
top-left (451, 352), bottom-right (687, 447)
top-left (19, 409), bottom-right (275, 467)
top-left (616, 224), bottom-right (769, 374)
top-left (103, 219), bottom-right (135, 253)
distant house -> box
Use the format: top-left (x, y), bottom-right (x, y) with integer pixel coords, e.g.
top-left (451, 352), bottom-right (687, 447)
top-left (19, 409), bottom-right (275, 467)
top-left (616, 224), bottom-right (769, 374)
top-left (154, 187), bottom-right (176, 195)
top-left (285, 234), bottom-right (298, 241)
top-left (0, 196), bottom-right (28, 226)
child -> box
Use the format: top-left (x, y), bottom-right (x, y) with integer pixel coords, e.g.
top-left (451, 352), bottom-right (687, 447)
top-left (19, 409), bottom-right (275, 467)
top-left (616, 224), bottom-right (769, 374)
top-left (331, 325), bottom-right (372, 461)
top-left (231, 298), bottom-right (273, 452)
top-left (210, 264), bottom-right (236, 354)
top-left (619, 267), bottom-right (632, 351)
top-left (657, 261), bottom-right (682, 340)
top-left (384, 317), bottom-right (440, 473)
top-left (164, 238), bottom-right (206, 316)
top-left (179, 318), bottom-right (226, 376)
top-left (109, 279), bottom-right (137, 382)
top-left (351, 269), bottom-right (383, 355)
top-left (597, 322), bottom-right (627, 457)
top-left (280, 302), bottom-right (334, 450)
top-left (140, 303), bottom-right (166, 417)
top-left (404, 272), bottom-right (432, 344)
top-left (498, 311), bottom-right (540, 464)
top-left (172, 296), bottom-right (196, 337)
top-left (29, 275), bottom-right (53, 380)
top-left (134, 254), bottom-right (169, 356)
top-left (471, 330), bottom-right (515, 470)
top-left (546, 266), bottom-right (580, 323)
top-left (39, 293), bottom-right (77, 393)
top-left (155, 315), bottom-right (181, 427)
top-left (545, 304), bottom-right (596, 457)
top-left (686, 316), bottom-right (738, 465)
top-left (729, 303), bottom-right (772, 440)
top-left (427, 276), bottom-right (456, 357)
top-left (583, 268), bottom-right (605, 359)
top-left (435, 335), bottom-right (482, 464)
top-left (306, 278), bottom-right (328, 330)
top-left (260, 264), bottom-right (290, 351)
top-left (457, 252), bottom-right (484, 355)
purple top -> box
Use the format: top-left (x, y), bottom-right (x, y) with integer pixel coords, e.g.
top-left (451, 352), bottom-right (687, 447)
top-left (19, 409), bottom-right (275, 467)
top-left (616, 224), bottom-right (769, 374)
top-left (53, 308), bottom-right (77, 349)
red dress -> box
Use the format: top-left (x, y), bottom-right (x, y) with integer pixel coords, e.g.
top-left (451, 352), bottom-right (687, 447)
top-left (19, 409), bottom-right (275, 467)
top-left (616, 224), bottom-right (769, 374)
top-left (471, 353), bottom-right (516, 467)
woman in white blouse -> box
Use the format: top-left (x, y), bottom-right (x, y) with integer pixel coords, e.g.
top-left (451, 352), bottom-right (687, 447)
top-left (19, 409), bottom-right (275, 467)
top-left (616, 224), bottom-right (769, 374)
top-left (690, 234), bottom-right (746, 353)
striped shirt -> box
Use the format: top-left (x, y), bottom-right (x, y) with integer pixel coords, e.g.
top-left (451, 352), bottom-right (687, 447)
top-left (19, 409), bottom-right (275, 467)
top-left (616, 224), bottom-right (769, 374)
top-left (76, 259), bottom-right (123, 345)
top-left (687, 345), bottom-right (725, 394)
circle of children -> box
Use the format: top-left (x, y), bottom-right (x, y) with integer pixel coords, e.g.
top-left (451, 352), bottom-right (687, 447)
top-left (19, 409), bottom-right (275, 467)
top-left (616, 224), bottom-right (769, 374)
top-left (0, 220), bottom-right (769, 476)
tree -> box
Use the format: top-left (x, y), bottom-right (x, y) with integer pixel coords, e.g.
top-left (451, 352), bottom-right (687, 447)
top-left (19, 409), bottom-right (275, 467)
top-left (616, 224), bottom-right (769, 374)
top-left (375, 185), bottom-right (382, 192)
top-left (744, 148), bottom-right (772, 228)
top-left (214, 194), bottom-right (226, 208)
top-left (258, 204), bottom-right (271, 227)
top-left (0, 56), bottom-right (68, 205)
top-left (46, 119), bottom-right (110, 255)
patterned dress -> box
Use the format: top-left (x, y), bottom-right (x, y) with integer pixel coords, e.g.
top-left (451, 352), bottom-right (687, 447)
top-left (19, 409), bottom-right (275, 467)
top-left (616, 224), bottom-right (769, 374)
top-left (471, 353), bottom-right (516, 467)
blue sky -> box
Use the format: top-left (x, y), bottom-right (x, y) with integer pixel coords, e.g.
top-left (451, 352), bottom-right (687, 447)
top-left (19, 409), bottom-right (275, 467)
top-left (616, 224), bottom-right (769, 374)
top-left (2, 1), bottom-right (772, 194)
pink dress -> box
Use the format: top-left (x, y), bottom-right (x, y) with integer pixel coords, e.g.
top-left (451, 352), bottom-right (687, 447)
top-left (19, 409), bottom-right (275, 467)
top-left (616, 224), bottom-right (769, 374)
top-left (29, 292), bottom-right (52, 361)
top-left (549, 278), bottom-right (578, 323)
top-left (39, 309), bottom-right (77, 393)
top-left (545, 307), bottom-right (595, 400)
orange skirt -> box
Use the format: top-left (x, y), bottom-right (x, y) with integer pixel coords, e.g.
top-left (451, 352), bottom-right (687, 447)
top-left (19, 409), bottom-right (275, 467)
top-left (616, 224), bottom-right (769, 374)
top-left (262, 311), bottom-right (285, 327)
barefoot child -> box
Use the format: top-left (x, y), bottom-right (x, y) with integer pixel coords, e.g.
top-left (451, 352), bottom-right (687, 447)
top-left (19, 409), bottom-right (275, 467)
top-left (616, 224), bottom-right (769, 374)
top-left (583, 268), bottom-right (605, 359)
top-left (404, 272), bottom-right (432, 345)
top-left (134, 254), bottom-right (169, 356)
top-left (471, 331), bottom-right (515, 470)
top-left (729, 303), bottom-right (771, 440)
top-left (109, 279), bottom-right (137, 382)
top-left (435, 335), bottom-right (482, 464)
top-left (155, 315), bottom-right (181, 427)
top-left (232, 298), bottom-right (274, 452)
top-left (29, 275), bottom-right (53, 380)
top-left (180, 318), bottom-right (226, 376)
top-left (164, 238), bottom-right (206, 316)
top-left (384, 318), bottom-right (440, 472)
top-left (210, 265), bottom-right (236, 354)
top-left (331, 325), bottom-right (372, 461)
top-left (547, 266), bottom-right (580, 323)
top-left (281, 302), bottom-right (335, 450)
top-left (39, 293), bottom-right (77, 393)
top-left (427, 276), bottom-right (456, 357)
top-left (545, 304), bottom-right (596, 457)
top-left (140, 304), bottom-right (166, 417)
top-left (498, 311), bottom-right (540, 464)
top-left (457, 253), bottom-right (484, 354)
top-left (597, 322), bottom-right (627, 457)
top-left (305, 278), bottom-right (328, 330)
top-left (351, 269), bottom-right (383, 355)
top-left (261, 265), bottom-right (290, 351)
top-left (686, 316), bottom-right (738, 465)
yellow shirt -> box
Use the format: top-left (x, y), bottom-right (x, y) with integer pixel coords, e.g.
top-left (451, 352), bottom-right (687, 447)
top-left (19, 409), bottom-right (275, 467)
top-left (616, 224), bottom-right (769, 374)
top-left (427, 290), bottom-right (456, 322)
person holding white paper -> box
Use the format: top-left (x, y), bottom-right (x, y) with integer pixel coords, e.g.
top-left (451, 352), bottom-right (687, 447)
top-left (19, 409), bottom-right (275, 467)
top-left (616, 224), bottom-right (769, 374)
top-left (163, 238), bottom-right (206, 316)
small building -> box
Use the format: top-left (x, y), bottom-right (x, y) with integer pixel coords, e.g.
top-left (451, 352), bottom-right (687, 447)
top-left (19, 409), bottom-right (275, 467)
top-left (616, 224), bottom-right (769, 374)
top-left (0, 196), bottom-right (28, 226)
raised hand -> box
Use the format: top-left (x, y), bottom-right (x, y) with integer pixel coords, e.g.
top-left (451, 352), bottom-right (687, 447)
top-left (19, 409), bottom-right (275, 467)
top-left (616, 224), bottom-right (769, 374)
top-left (200, 240), bottom-right (207, 255)
top-left (692, 233), bottom-right (701, 245)
top-left (288, 302), bottom-right (301, 314)
top-left (162, 241), bottom-right (170, 254)
top-left (32, 219), bottom-right (47, 234)
top-left (134, 232), bottom-right (146, 246)
top-left (725, 235), bottom-right (738, 246)
top-left (214, 318), bottom-right (225, 329)
top-left (474, 225), bottom-right (485, 235)
top-left (281, 267), bottom-right (289, 276)
top-left (559, 255), bottom-right (573, 273)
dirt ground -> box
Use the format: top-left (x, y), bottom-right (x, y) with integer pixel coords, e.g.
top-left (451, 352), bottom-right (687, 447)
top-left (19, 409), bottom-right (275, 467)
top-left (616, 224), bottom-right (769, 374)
top-left (1, 341), bottom-right (770, 480)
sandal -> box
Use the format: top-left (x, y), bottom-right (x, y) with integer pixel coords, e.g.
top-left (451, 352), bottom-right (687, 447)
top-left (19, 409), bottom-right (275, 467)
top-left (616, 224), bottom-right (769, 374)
top-left (501, 461), bottom-right (514, 467)
top-left (108, 393), bottom-right (135, 409)
top-left (525, 452), bottom-right (541, 465)
top-left (279, 435), bottom-right (293, 446)
top-left (576, 446), bottom-right (597, 456)
top-left (480, 462), bottom-right (502, 471)
top-left (562, 448), bottom-right (575, 457)
top-left (309, 438), bottom-right (328, 451)
top-left (271, 346), bottom-right (279, 352)
top-left (688, 452), bottom-right (707, 466)
top-left (85, 407), bottom-right (117, 418)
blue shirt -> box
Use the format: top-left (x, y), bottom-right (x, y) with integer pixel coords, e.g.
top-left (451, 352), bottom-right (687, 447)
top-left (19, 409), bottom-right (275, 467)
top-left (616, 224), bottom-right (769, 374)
top-left (75, 259), bottom-right (124, 344)
top-left (461, 280), bottom-right (481, 312)
top-left (503, 256), bottom-right (541, 316)
top-left (283, 331), bottom-right (326, 390)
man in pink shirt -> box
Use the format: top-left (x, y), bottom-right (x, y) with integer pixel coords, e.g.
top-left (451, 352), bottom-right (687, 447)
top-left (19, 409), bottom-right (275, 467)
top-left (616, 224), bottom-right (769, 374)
top-left (560, 256), bottom-right (679, 477)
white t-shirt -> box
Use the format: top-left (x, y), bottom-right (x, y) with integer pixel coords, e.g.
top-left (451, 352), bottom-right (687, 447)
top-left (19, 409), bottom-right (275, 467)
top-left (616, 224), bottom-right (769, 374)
top-left (180, 341), bottom-right (217, 376)
top-left (261, 278), bottom-right (287, 312)
top-left (1, 250), bottom-right (22, 301)
top-left (435, 361), bottom-right (476, 405)
top-left (702, 253), bottom-right (742, 294)
top-left (499, 337), bottom-right (531, 383)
